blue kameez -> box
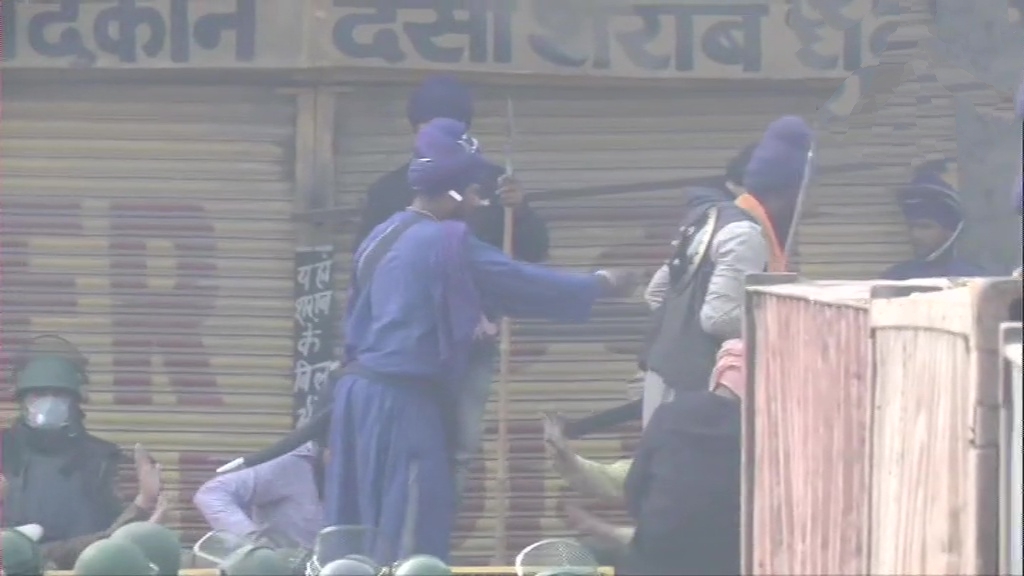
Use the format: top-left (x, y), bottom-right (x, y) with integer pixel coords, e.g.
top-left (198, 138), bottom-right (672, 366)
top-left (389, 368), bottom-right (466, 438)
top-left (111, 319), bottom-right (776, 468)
top-left (323, 211), bottom-right (601, 564)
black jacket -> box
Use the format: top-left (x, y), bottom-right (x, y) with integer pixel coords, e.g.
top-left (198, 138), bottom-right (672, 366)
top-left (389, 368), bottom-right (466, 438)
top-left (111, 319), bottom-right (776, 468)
top-left (354, 161), bottom-right (550, 262)
top-left (1, 422), bottom-right (125, 543)
top-left (641, 189), bottom-right (754, 392)
top-left (622, 391), bottom-right (742, 576)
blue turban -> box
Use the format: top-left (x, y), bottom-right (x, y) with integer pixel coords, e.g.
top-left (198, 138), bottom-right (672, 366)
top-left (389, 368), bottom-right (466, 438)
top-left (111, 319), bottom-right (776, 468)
top-left (407, 118), bottom-right (489, 197)
top-left (898, 161), bottom-right (964, 231)
top-left (743, 116), bottom-right (813, 198)
top-left (407, 75), bottom-right (474, 128)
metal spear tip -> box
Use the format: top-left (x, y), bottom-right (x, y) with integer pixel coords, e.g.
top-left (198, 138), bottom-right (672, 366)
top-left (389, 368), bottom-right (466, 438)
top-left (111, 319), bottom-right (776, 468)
top-left (216, 457), bottom-right (246, 474)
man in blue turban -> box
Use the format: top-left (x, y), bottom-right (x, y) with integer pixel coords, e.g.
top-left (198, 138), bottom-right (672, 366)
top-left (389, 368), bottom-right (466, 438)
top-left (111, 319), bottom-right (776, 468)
top-left (355, 75), bottom-right (549, 260)
top-left (325, 118), bottom-right (635, 565)
top-left (880, 159), bottom-right (987, 280)
top-left (354, 75), bottom-right (551, 498)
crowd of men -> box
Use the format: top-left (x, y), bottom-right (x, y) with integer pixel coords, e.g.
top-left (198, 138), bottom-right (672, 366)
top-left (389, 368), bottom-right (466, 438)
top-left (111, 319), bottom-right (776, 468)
top-left (2, 74), bottom-right (1021, 576)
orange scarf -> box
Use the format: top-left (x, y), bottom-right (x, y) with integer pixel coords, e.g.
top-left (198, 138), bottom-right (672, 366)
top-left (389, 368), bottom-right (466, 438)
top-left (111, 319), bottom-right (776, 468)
top-left (735, 192), bottom-right (787, 272)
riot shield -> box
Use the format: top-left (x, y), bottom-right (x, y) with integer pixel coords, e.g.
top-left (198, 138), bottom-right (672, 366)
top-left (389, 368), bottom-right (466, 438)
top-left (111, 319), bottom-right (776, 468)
top-left (193, 530), bottom-right (309, 574)
top-left (192, 530), bottom-right (258, 568)
top-left (308, 525), bottom-right (379, 575)
top-left (513, 538), bottom-right (600, 576)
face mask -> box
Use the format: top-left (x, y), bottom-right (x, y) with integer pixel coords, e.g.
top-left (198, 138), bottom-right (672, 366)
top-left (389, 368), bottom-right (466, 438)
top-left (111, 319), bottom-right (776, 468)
top-left (23, 395), bottom-right (72, 430)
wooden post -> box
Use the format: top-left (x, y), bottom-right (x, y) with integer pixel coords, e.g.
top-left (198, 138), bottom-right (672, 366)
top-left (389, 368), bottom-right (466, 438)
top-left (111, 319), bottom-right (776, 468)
top-left (494, 206), bottom-right (514, 564)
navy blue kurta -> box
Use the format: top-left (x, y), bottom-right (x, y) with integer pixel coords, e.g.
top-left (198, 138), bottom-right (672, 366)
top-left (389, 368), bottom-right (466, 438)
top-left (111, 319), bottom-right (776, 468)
top-left (324, 211), bottom-right (602, 563)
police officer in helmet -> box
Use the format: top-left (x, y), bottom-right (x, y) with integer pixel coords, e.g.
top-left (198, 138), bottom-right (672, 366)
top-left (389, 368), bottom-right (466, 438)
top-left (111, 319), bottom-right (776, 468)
top-left (1, 335), bottom-right (162, 569)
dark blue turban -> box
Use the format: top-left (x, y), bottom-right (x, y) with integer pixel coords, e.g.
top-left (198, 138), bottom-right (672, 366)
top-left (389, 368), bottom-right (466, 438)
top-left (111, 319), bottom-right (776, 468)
top-left (406, 75), bottom-right (474, 128)
top-left (407, 118), bottom-right (489, 198)
top-left (898, 162), bottom-right (964, 231)
top-left (743, 116), bottom-right (813, 198)
top-left (725, 142), bottom-right (758, 187)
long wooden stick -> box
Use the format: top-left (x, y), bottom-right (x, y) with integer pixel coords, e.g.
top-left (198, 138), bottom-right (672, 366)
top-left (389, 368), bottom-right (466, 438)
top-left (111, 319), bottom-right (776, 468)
top-left (494, 205), bottom-right (514, 565)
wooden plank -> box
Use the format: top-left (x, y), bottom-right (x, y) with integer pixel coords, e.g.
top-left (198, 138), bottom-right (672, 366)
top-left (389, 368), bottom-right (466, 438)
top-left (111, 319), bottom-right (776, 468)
top-left (868, 279), bottom-right (1021, 575)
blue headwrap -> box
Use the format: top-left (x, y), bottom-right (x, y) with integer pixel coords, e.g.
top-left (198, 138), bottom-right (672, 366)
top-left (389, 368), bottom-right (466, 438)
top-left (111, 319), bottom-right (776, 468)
top-left (743, 116), bottom-right (813, 198)
top-left (898, 160), bottom-right (965, 262)
top-left (407, 118), bottom-right (489, 198)
top-left (898, 162), bottom-right (964, 231)
top-left (406, 75), bottom-right (474, 128)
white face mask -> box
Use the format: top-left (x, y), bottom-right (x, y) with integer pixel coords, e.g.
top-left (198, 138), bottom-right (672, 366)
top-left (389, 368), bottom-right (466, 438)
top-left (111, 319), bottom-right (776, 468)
top-left (23, 395), bottom-right (72, 430)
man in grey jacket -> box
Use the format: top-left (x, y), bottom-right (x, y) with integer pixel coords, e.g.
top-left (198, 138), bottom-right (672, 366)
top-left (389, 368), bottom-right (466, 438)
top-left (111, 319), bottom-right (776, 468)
top-left (640, 116), bottom-right (811, 422)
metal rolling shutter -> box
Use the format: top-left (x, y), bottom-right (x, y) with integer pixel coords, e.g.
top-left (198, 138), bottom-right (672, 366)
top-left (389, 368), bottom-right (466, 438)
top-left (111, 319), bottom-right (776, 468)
top-left (0, 82), bottom-right (296, 542)
top-left (333, 82), bottom-right (828, 563)
top-left (799, 66), bottom-right (951, 280)
top-left (796, 5), bottom-right (969, 280)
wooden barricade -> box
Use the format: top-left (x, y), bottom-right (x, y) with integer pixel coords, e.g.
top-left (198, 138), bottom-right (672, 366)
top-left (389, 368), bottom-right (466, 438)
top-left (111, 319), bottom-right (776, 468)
top-left (999, 322), bottom-right (1022, 576)
top-left (868, 278), bottom-right (1021, 575)
top-left (740, 275), bottom-right (954, 576)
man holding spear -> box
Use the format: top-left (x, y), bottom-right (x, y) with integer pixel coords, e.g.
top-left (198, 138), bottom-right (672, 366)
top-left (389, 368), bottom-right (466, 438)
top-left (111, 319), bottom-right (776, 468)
top-left (355, 76), bottom-right (550, 501)
top-left (322, 118), bottom-right (637, 564)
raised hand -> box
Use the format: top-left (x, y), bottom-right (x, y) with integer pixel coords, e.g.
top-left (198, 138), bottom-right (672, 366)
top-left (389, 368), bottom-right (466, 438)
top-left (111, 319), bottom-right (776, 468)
top-left (133, 443), bottom-right (162, 511)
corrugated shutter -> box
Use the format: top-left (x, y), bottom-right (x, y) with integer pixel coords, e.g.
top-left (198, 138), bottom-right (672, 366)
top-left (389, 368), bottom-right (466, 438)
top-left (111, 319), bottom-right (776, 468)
top-left (332, 82), bottom-right (830, 563)
top-left (0, 82), bottom-right (296, 541)
top-left (800, 66), bottom-right (950, 280)
top-left (794, 2), bottom-right (1021, 280)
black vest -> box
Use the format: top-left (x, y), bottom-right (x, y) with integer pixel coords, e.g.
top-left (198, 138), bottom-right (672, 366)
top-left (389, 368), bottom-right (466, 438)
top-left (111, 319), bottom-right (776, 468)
top-left (641, 201), bottom-right (754, 393)
top-left (1, 423), bottom-right (124, 543)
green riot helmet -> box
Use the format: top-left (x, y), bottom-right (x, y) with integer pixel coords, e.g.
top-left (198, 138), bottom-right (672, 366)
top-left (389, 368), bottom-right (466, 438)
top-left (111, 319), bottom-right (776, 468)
top-left (391, 555), bottom-right (452, 576)
top-left (221, 546), bottom-right (293, 576)
top-left (318, 556), bottom-right (379, 576)
top-left (110, 522), bottom-right (182, 576)
top-left (15, 355), bottom-right (85, 399)
top-left (13, 334), bottom-right (88, 373)
top-left (1, 527), bottom-right (44, 576)
top-left (15, 356), bottom-right (86, 430)
top-left (73, 539), bottom-right (158, 576)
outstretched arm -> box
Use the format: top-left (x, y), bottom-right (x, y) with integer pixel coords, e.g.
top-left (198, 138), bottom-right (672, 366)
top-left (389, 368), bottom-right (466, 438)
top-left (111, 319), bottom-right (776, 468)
top-left (469, 236), bottom-right (604, 322)
top-left (470, 202), bottom-right (550, 263)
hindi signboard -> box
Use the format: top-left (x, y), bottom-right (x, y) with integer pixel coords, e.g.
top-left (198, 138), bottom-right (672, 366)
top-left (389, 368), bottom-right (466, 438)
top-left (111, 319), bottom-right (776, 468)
top-left (1, 0), bottom-right (901, 79)
top-left (309, 0), bottom-right (901, 79)
top-left (1, 0), bottom-right (304, 69)
top-left (292, 246), bottom-right (337, 429)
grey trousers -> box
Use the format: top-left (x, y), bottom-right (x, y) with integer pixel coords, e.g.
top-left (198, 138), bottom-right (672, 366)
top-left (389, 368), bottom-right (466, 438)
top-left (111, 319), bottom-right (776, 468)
top-left (453, 340), bottom-right (498, 497)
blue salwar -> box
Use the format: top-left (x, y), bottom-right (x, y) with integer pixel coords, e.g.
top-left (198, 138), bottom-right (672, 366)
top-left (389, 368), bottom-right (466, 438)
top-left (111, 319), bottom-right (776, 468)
top-left (323, 211), bottom-right (601, 564)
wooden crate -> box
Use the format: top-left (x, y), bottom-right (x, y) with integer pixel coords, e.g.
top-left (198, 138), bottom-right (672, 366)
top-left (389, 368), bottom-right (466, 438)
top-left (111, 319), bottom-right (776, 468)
top-left (740, 274), bottom-right (954, 576)
top-left (868, 278), bottom-right (1021, 575)
top-left (999, 322), bottom-right (1022, 576)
